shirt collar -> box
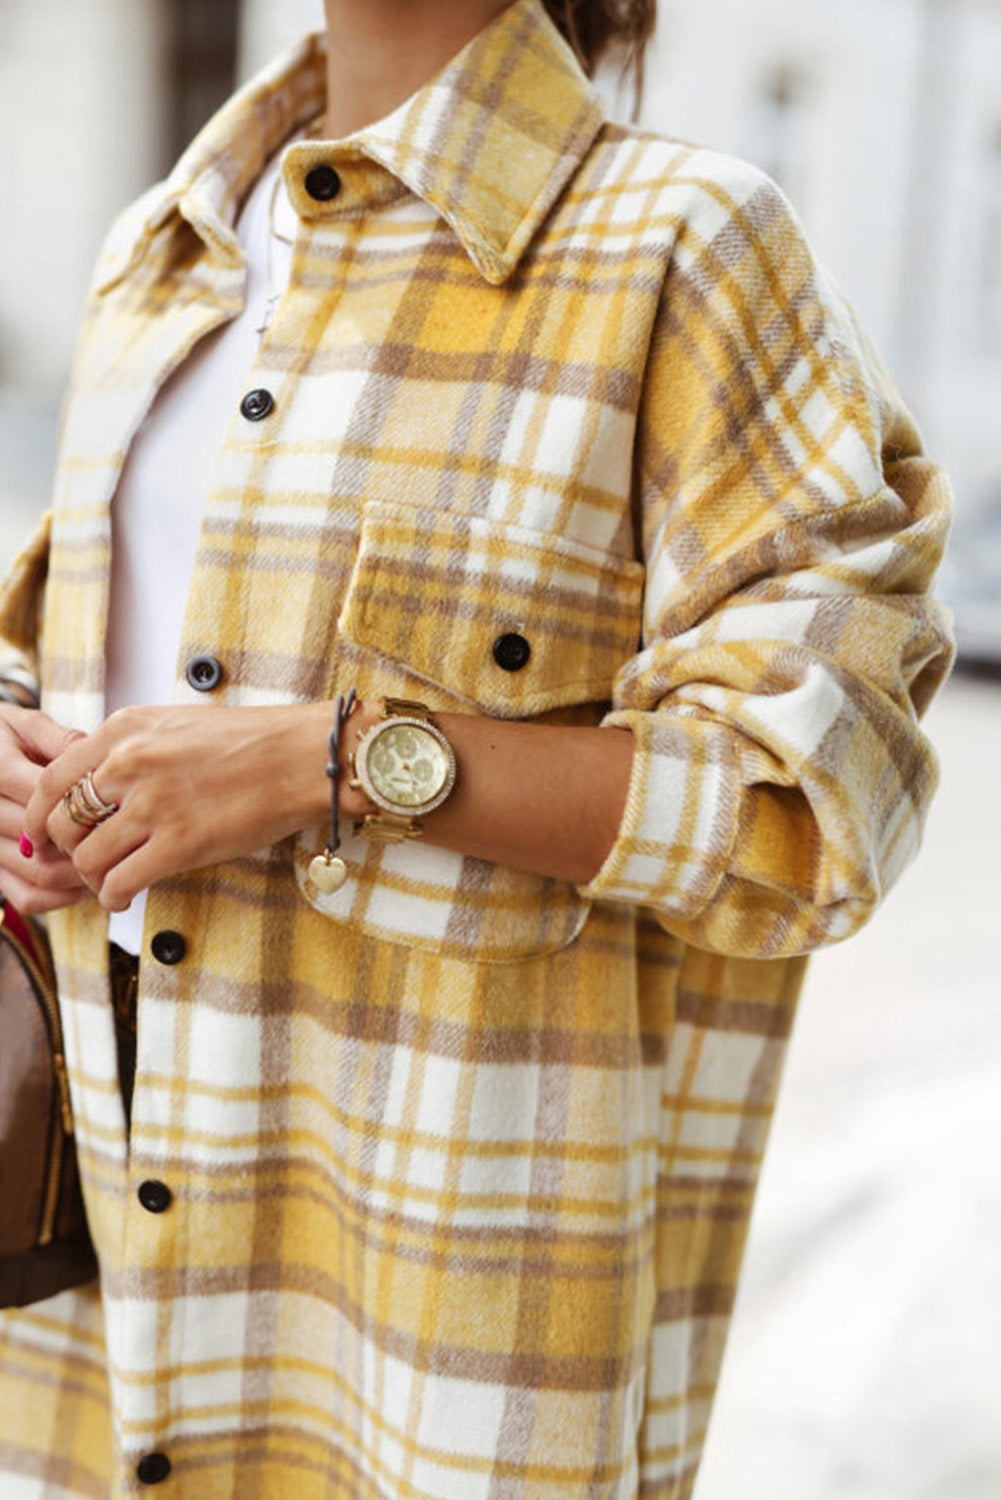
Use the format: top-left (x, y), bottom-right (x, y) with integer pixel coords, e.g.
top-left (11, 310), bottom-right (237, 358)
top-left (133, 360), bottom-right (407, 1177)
top-left (96, 0), bottom-right (604, 294)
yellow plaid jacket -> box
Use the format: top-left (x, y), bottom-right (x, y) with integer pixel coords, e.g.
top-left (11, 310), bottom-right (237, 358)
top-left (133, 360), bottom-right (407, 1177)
top-left (0, 3), bottom-right (953, 1496)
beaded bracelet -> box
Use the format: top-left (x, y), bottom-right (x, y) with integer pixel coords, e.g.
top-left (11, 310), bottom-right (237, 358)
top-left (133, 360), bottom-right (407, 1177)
top-left (307, 687), bottom-right (357, 894)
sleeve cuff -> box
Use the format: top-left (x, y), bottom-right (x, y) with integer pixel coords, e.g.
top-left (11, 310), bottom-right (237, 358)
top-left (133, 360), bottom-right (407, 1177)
top-left (0, 665), bottom-right (40, 708)
top-left (575, 708), bottom-right (743, 920)
top-left (0, 508), bottom-right (51, 669)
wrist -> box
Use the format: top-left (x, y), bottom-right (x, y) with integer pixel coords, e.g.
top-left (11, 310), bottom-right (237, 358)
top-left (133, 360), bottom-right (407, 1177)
top-left (347, 698), bottom-right (460, 842)
top-left (282, 701), bottom-right (347, 828)
top-left (294, 695), bottom-right (380, 825)
top-left (338, 697), bottom-right (380, 819)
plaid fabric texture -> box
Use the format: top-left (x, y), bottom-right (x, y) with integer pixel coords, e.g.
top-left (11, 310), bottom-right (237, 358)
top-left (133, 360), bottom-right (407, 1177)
top-left (0, 2), bottom-right (953, 1496)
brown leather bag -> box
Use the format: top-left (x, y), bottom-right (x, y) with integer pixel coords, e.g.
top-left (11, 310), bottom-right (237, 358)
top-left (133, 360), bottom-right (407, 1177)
top-left (0, 896), bottom-right (98, 1307)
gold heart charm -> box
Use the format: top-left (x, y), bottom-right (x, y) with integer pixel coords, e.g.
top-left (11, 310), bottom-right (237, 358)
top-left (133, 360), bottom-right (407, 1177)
top-left (308, 854), bottom-right (348, 894)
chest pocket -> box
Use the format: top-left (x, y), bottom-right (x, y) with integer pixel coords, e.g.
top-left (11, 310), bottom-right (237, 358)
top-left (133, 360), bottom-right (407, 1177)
top-left (293, 500), bottom-right (644, 964)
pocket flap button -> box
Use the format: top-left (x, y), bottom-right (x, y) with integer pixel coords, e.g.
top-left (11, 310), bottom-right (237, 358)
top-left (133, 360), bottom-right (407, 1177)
top-left (492, 632), bottom-right (531, 672)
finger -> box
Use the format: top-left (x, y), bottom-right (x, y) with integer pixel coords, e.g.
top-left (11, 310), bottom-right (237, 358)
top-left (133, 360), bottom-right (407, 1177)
top-left (43, 794), bottom-right (99, 859)
top-left (44, 770), bottom-right (127, 864)
top-left (0, 795), bottom-right (30, 839)
top-left (22, 727), bottom-right (107, 845)
top-left (95, 834), bottom-right (179, 914)
top-left (0, 863), bottom-right (90, 917)
top-left (0, 795), bottom-right (72, 864)
top-left (7, 707), bottom-right (85, 768)
top-left (0, 835), bottom-right (91, 893)
top-left (0, 880), bottom-right (89, 917)
top-left (1, 792), bottom-right (56, 844)
top-left (0, 745), bottom-right (47, 807)
top-left (69, 811), bottom-right (149, 900)
top-left (25, 748), bottom-right (118, 850)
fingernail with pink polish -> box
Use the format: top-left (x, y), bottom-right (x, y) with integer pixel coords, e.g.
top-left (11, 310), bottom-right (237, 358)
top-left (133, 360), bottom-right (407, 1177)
top-left (19, 831), bottom-right (34, 859)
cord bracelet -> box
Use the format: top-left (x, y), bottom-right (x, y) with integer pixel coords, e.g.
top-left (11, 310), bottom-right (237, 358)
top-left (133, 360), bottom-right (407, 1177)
top-left (308, 687), bottom-right (357, 895)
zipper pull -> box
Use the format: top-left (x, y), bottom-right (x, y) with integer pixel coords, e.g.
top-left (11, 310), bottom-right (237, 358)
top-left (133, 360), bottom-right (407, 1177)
top-left (52, 1052), bottom-right (75, 1136)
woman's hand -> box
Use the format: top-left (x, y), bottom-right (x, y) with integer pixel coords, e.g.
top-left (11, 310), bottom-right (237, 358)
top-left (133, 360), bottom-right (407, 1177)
top-left (0, 704), bottom-right (91, 915)
top-left (21, 693), bottom-right (635, 911)
top-left (23, 702), bottom-right (339, 912)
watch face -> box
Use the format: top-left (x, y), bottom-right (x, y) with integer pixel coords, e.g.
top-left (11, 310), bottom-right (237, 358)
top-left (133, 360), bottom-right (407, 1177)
top-left (361, 720), bottom-right (454, 812)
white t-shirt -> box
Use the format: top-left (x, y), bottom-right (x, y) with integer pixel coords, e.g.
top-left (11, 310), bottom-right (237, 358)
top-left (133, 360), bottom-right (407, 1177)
top-left (105, 146), bottom-right (299, 953)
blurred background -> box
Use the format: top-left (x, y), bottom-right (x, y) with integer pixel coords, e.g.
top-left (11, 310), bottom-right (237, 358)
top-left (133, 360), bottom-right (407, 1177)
top-left (1, 1), bottom-right (998, 1495)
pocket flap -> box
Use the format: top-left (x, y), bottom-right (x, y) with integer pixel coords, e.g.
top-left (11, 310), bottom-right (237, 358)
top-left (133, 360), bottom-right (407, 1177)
top-left (339, 502), bottom-right (644, 717)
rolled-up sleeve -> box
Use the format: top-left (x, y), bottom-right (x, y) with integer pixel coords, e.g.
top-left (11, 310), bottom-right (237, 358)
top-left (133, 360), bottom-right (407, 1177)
top-left (0, 508), bottom-right (51, 690)
top-left (577, 158), bottom-right (954, 958)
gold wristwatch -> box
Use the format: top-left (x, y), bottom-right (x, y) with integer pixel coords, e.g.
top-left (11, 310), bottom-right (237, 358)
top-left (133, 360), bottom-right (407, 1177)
top-left (350, 697), bottom-right (457, 842)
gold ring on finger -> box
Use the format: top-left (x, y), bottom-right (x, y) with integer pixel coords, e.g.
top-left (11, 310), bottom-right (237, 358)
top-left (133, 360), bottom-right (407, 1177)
top-left (63, 783), bottom-right (101, 829)
top-left (63, 775), bottom-right (118, 829)
top-left (77, 770), bottom-right (118, 820)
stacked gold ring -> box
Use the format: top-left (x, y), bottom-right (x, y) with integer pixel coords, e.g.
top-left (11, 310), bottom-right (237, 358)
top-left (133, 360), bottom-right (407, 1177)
top-left (63, 771), bottom-right (119, 829)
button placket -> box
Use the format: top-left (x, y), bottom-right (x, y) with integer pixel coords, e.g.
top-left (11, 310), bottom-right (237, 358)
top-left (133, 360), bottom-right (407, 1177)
top-left (138, 1179), bottom-right (173, 1214)
top-left (125, 905), bottom-right (186, 1494)
top-left (151, 930), bottom-right (187, 966)
top-left (186, 654), bottom-right (223, 692)
top-left (240, 387), bottom-right (275, 422)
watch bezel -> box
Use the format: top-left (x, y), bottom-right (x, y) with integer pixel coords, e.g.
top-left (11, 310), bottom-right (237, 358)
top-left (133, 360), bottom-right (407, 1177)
top-left (354, 715), bottom-right (457, 817)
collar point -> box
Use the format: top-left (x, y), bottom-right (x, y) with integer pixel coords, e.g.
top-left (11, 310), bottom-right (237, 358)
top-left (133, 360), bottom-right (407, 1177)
top-left (469, 249), bottom-right (518, 287)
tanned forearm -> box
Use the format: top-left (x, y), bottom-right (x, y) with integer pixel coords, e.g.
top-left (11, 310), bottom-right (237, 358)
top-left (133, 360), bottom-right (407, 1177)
top-left (20, 697), bottom-right (634, 913)
top-left (337, 699), bottom-right (634, 886)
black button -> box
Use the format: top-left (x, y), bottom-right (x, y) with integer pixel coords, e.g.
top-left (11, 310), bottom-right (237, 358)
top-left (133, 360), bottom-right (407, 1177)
top-left (151, 930), bottom-right (186, 966)
top-left (186, 655), bottom-right (223, 693)
top-left (304, 165), bottom-right (341, 201)
top-left (240, 388), bottom-right (274, 422)
top-left (136, 1452), bottom-right (172, 1485)
top-left (138, 1180), bottom-right (173, 1214)
top-left (492, 632), bottom-right (532, 672)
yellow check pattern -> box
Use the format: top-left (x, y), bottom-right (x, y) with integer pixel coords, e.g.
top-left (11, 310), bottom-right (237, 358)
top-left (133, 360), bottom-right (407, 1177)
top-left (0, 2), bottom-right (952, 1496)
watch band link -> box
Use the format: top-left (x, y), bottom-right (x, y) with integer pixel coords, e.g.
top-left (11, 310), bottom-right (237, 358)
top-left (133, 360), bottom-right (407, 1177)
top-left (380, 696), bottom-right (435, 722)
top-left (352, 810), bottom-right (425, 842)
